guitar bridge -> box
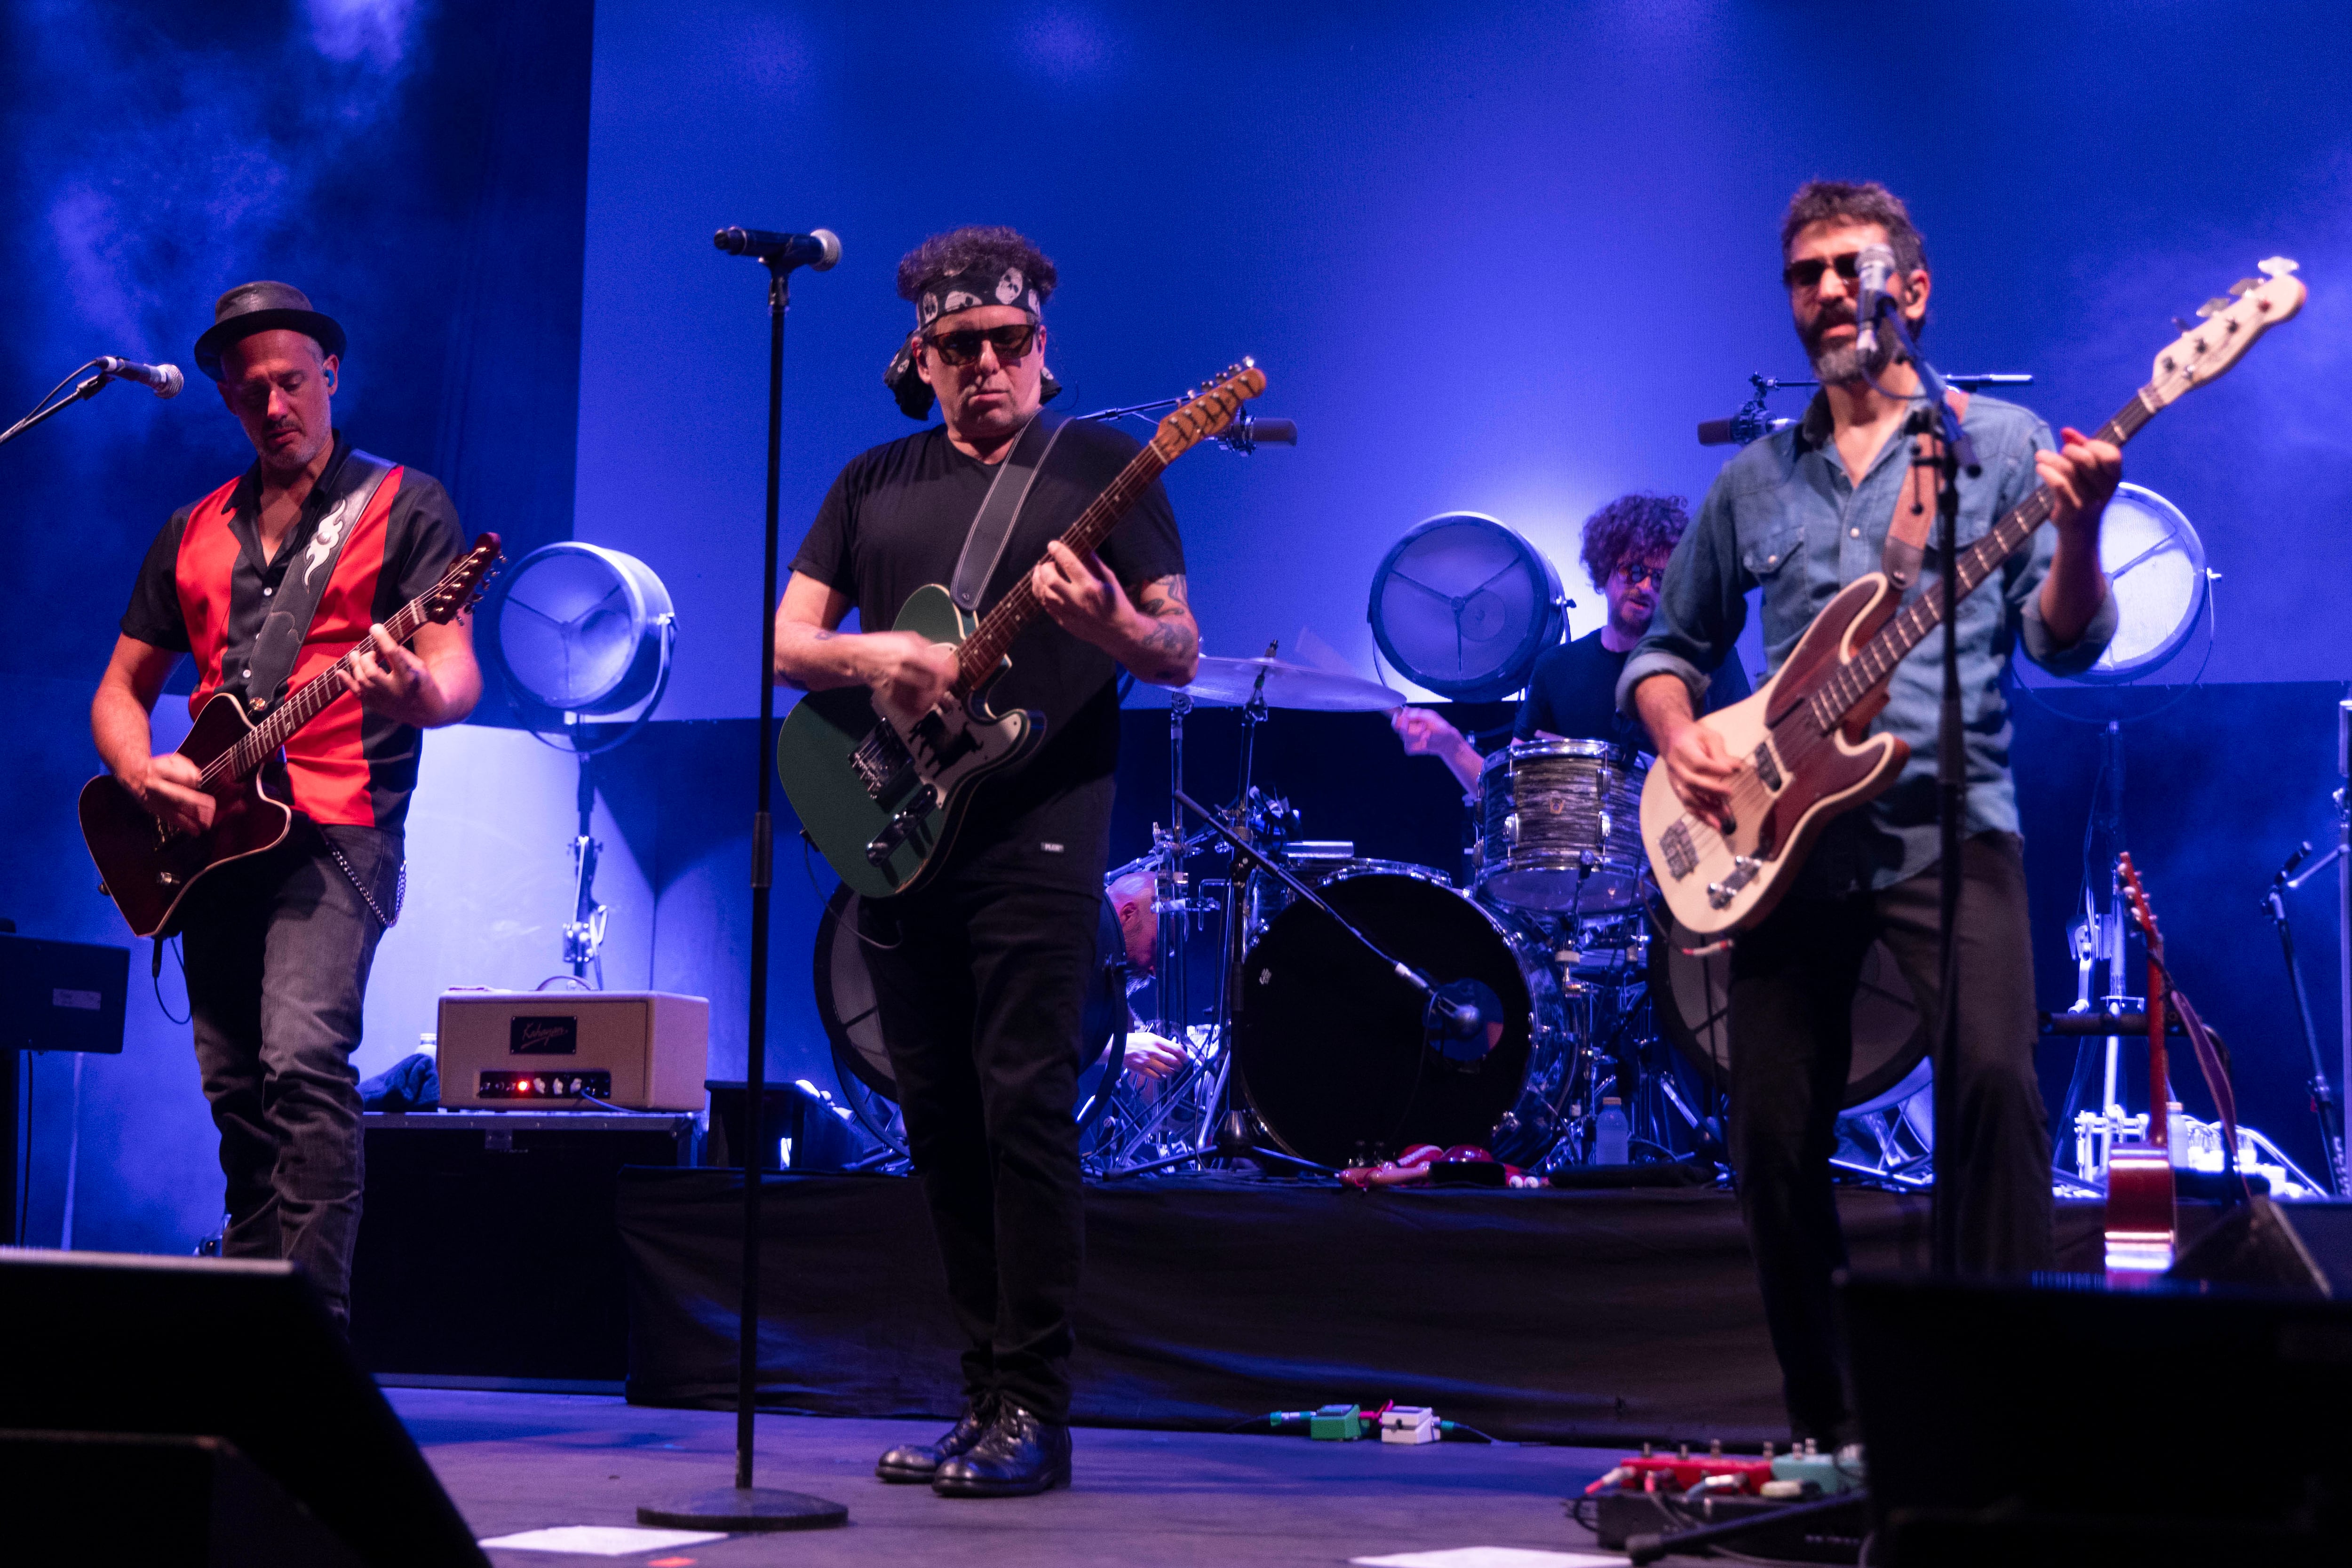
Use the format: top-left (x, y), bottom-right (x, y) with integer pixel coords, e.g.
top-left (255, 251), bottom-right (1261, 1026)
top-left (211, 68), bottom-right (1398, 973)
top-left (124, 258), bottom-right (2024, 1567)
top-left (1706, 856), bottom-right (1761, 910)
top-left (850, 722), bottom-right (914, 800)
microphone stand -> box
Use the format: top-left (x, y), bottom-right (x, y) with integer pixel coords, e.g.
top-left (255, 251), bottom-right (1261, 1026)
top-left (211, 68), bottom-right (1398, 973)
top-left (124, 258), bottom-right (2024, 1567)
top-left (638, 251), bottom-right (845, 1535)
top-left (1871, 308), bottom-right (1975, 1278)
top-left (0, 361), bottom-right (128, 450)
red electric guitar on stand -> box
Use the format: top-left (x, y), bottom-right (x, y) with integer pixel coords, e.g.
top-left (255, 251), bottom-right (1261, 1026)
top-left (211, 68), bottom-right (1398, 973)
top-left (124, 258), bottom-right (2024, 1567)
top-left (2105, 852), bottom-right (2176, 1276)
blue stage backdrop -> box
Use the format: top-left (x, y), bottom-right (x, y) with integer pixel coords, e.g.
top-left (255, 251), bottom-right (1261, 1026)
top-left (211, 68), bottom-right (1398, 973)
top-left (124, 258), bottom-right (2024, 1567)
top-left (5, 0), bottom-right (2351, 1255)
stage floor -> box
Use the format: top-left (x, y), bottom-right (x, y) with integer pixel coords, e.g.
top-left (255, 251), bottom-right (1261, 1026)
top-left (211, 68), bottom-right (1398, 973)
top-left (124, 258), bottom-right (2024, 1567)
top-left (401, 1387), bottom-right (1664, 1567)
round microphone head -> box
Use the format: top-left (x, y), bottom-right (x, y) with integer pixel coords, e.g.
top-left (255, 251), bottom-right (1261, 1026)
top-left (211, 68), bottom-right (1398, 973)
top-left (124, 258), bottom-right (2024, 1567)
top-left (712, 226), bottom-right (747, 254)
top-left (810, 228), bottom-right (842, 271)
top-left (155, 364), bottom-right (184, 399)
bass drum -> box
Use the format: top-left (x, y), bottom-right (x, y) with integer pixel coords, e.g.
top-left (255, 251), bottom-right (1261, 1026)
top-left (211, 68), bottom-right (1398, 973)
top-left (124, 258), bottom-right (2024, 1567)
top-left (814, 884), bottom-right (1128, 1154)
top-left (1232, 863), bottom-right (1569, 1169)
top-left (1648, 915), bottom-right (1929, 1114)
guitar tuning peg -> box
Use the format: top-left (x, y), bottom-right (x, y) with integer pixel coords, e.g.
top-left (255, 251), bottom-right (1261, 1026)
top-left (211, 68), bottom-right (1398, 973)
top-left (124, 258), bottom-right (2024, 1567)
top-left (2172, 316), bottom-right (2196, 334)
top-left (2229, 278), bottom-right (2261, 296)
top-left (2196, 296), bottom-right (2233, 318)
top-left (2258, 256), bottom-right (2299, 277)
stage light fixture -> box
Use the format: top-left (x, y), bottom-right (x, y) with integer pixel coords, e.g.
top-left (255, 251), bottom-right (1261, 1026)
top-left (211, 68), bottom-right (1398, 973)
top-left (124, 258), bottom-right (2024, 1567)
top-left (1367, 512), bottom-right (1567, 701)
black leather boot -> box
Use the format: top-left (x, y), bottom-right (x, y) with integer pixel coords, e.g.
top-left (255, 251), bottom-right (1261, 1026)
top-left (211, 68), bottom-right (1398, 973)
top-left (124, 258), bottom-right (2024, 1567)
top-left (930, 1401), bottom-right (1072, 1497)
top-left (874, 1396), bottom-right (997, 1483)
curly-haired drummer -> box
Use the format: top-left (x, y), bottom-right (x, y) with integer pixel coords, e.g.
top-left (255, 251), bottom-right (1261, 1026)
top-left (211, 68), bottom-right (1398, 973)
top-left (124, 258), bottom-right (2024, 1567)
top-left (1391, 493), bottom-right (1751, 788)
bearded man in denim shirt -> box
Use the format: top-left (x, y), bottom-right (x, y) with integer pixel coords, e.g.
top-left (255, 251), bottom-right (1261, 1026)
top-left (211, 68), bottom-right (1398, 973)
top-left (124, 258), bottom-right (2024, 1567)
top-left (1619, 182), bottom-right (2121, 1446)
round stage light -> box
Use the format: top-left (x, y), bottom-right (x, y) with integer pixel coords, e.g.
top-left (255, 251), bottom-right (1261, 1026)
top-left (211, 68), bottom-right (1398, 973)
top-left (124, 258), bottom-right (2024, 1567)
top-left (487, 542), bottom-right (675, 717)
top-left (2070, 482), bottom-right (2208, 684)
top-left (1367, 512), bottom-right (1567, 701)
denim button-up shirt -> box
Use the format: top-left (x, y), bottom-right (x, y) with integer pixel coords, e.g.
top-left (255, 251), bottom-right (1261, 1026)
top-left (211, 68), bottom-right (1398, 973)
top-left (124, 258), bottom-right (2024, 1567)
top-left (1615, 392), bottom-right (2117, 894)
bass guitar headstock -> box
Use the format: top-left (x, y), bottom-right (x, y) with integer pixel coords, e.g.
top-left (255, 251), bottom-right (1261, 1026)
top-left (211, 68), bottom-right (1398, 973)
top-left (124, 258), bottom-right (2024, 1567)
top-left (2144, 257), bottom-right (2305, 412)
top-left (1153, 361), bottom-right (1267, 461)
top-left (426, 533), bottom-right (504, 624)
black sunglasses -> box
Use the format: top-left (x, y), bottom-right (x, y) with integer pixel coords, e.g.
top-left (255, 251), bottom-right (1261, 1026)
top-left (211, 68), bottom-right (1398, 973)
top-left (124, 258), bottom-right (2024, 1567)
top-left (1781, 252), bottom-right (1865, 291)
top-left (925, 323), bottom-right (1039, 367)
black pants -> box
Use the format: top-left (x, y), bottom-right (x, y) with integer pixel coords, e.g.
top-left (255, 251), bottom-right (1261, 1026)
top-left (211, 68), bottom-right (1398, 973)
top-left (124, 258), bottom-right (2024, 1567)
top-left (1727, 831), bottom-right (2051, 1442)
top-left (859, 876), bottom-right (1099, 1423)
top-left (180, 822), bottom-right (400, 1327)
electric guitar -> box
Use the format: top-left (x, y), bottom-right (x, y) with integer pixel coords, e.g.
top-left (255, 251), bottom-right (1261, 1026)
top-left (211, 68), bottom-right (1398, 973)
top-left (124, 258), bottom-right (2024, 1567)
top-left (2106, 851), bottom-right (2177, 1274)
top-left (1642, 260), bottom-right (2306, 935)
top-left (80, 534), bottom-right (503, 939)
top-left (778, 365), bottom-right (1265, 899)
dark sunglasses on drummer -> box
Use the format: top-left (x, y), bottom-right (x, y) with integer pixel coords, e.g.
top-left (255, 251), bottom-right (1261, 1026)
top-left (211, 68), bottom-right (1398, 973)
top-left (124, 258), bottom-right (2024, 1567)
top-left (1615, 561), bottom-right (1668, 588)
top-left (925, 323), bottom-right (1040, 367)
top-left (1780, 252), bottom-right (1865, 291)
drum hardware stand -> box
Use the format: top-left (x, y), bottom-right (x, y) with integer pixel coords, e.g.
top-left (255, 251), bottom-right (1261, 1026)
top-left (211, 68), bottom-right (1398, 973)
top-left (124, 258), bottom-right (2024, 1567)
top-left (1173, 786), bottom-right (1494, 1069)
top-left (2261, 838), bottom-right (2349, 1195)
top-left (562, 750), bottom-right (610, 986)
top-left (1101, 1108), bottom-right (1332, 1179)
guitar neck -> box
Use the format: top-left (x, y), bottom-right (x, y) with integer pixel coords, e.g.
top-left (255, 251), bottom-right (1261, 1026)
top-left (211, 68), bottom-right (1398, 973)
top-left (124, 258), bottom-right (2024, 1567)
top-left (1806, 386), bottom-right (2161, 733)
top-left (206, 592), bottom-right (438, 787)
top-left (949, 438), bottom-right (1172, 699)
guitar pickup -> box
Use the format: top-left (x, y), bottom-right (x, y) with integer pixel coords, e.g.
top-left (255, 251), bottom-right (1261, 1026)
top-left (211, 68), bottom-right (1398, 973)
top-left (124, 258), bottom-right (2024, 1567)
top-left (850, 723), bottom-right (914, 800)
top-left (1661, 820), bottom-right (1698, 881)
top-left (1752, 742), bottom-right (1783, 792)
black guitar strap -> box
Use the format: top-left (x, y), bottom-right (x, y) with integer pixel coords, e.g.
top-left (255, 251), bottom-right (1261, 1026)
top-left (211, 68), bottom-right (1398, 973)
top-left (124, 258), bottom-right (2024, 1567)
top-left (230, 450), bottom-right (397, 716)
top-left (949, 411), bottom-right (1070, 613)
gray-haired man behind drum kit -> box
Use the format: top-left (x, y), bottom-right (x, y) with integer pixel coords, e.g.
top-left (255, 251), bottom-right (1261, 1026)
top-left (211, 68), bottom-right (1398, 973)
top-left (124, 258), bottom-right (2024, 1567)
top-left (1391, 493), bottom-right (1750, 785)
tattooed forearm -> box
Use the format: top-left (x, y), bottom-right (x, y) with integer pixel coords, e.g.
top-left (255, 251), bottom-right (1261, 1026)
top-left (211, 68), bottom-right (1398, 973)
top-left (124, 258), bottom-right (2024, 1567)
top-left (1136, 614), bottom-right (1198, 684)
top-left (1136, 573), bottom-right (1188, 619)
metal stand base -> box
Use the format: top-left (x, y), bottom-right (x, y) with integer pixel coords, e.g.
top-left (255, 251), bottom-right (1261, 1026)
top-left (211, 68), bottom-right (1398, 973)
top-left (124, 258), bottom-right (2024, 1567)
top-left (638, 1488), bottom-right (848, 1532)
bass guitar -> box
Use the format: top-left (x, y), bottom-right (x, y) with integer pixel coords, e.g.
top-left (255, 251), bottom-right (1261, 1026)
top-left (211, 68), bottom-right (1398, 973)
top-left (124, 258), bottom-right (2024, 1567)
top-left (778, 364), bottom-right (1264, 899)
top-left (80, 534), bottom-right (503, 939)
top-left (1642, 260), bottom-right (2305, 935)
top-left (2106, 851), bottom-right (2177, 1275)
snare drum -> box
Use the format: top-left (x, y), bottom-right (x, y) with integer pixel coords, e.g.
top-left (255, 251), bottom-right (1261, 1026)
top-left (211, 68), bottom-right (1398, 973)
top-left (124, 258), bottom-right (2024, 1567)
top-left (1476, 739), bottom-right (1651, 913)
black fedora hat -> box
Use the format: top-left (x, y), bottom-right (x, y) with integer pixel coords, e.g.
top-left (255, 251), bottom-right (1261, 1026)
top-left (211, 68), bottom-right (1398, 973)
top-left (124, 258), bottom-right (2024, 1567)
top-left (193, 281), bottom-right (347, 381)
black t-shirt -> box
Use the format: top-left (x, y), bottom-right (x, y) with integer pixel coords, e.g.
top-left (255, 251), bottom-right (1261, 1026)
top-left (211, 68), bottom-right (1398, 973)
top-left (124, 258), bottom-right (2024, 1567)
top-left (790, 417), bottom-right (1185, 891)
top-left (1513, 627), bottom-right (1751, 748)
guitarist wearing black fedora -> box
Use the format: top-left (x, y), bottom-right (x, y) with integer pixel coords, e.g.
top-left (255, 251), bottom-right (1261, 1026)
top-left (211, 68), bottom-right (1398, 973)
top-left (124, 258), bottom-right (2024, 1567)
top-left (90, 281), bottom-right (479, 1329)
top-left (775, 226), bottom-right (1196, 1496)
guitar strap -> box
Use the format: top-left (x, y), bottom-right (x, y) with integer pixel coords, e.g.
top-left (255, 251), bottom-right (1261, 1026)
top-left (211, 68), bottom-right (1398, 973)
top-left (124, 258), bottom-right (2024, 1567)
top-left (231, 450), bottom-right (397, 716)
top-left (949, 411), bottom-right (1070, 613)
top-left (1879, 388), bottom-right (1971, 592)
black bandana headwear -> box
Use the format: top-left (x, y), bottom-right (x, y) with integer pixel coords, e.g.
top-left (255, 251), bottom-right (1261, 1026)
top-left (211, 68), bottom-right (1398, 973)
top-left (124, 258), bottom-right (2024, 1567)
top-left (882, 264), bottom-right (1057, 419)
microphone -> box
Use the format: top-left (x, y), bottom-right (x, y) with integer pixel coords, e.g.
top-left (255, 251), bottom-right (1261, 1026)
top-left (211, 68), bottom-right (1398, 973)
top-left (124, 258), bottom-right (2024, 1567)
top-left (1217, 413), bottom-right (1297, 454)
top-left (97, 357), bottom-right (183, 398)
top-left (713, 227), bottom-right (841, 271)
top-left (1698, 412), bottom-right (1793, 447)
top-left (1851, 243), bottom-right (1899, 360)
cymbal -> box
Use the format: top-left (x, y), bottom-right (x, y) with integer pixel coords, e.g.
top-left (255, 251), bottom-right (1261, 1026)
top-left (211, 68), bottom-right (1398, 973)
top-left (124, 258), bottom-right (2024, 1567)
top-left (1174, 655), bottom-right (1406, 711)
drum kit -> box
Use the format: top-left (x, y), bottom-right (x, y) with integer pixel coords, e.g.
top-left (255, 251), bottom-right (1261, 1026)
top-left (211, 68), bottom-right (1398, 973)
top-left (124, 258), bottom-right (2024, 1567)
top-left (793, 645), bottom-right (1932, 1185)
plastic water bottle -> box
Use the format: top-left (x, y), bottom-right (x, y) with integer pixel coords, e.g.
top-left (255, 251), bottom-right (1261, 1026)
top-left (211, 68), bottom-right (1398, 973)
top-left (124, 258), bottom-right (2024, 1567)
top-left (1596, 1097), bottom-right (1631, 1165)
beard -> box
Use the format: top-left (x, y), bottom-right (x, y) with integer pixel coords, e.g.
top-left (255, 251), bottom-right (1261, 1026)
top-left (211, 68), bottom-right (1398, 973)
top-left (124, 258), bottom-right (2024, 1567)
top-left (1804, 310), bottom-right (1900, 387)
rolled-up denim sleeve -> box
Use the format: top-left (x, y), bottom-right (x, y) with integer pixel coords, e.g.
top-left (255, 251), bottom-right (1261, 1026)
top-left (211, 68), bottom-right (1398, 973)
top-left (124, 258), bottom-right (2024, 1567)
top-left (2002, 417), bottom-right (2120, 675)
top-left (1616, 476), bottom-right (1751, 719)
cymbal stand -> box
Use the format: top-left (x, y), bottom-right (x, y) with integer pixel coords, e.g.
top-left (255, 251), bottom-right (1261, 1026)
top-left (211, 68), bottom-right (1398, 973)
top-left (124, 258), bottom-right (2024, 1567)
top-left (1207, 643), bottom-right (1279, 1089)
top-left (2264, 836), bottom-right (2349, 1195)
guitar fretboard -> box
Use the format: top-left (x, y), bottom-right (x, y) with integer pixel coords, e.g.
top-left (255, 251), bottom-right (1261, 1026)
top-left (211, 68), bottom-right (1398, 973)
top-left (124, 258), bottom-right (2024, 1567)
top-left (950, 439), bottom-right (1176, 698)
top-left (1804, 387), bottom-right (2161, 734)
top-left (198, 568), bottom-right (460, 788)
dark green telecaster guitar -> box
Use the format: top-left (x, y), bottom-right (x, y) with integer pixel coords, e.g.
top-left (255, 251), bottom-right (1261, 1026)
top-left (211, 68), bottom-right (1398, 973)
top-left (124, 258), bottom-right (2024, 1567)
top-left (779, 363), bottom-right (1264, 898)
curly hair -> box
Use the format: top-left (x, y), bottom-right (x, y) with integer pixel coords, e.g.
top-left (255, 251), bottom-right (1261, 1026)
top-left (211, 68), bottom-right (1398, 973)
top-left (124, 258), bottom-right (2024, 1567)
top-left (1579, 493), bottom-right (1691, 592)
top-left (895, 225), bottom-right (1059, 306)
top-left (1780, 180), bottom-right (1928, 279)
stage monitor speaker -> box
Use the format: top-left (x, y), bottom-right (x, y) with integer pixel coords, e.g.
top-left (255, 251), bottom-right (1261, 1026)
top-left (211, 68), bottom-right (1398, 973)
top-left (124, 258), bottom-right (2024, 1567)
top-left (0, 1430), bottom-right (366, 1566)
top-left (0, 1250), bottom-right (488, 1567)
top-left (1844, 1268), bottom-right (2352, 1566)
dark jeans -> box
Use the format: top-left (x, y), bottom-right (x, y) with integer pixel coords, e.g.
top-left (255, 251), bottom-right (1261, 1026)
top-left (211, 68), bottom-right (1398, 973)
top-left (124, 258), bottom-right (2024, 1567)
top-left (1727, 831), bottom-right (2051, 1442)
top-left (181, 821), bottom-right (400, 1326)
top-left (859, 877), bottom-right (1099, 1423)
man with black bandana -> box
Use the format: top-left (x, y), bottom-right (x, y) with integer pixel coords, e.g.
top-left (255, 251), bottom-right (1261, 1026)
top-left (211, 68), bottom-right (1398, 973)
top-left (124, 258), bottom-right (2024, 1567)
top-left (775, 226), bottom-right (1197, 1497)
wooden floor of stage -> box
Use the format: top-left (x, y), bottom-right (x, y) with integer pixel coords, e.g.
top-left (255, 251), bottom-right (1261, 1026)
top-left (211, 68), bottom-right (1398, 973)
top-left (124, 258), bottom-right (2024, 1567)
top-left (400, 1387), bottom-right (1698, 1567)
